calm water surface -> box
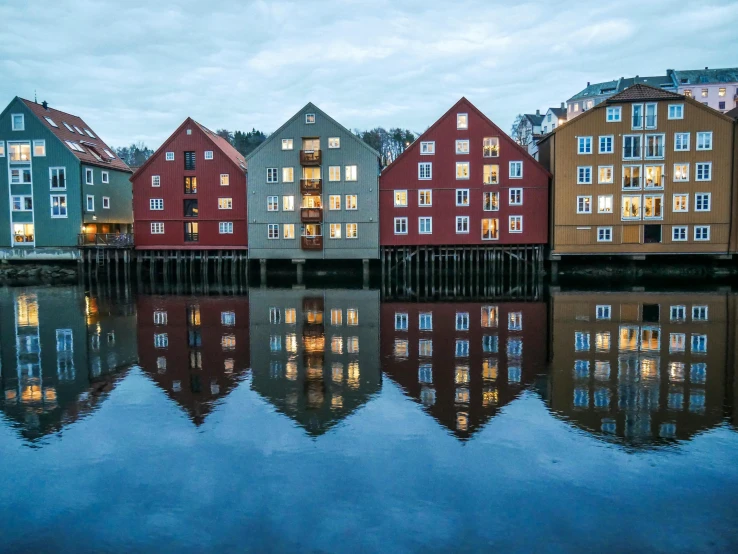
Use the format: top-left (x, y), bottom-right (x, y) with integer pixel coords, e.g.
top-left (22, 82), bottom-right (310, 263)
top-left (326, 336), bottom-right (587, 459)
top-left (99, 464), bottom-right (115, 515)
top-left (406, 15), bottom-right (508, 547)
top-left (1, 283), bottom-right (737, 553)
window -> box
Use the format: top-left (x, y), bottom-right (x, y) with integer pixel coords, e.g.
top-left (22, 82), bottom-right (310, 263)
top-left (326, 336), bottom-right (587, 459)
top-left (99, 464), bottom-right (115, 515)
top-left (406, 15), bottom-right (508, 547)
top-left (577, 166), bottom-right (592, 184)
top-left (575, 332), bottom-right (590, 352)
top-left (696, 163), bottom-right (711, 181)
top-left (623, 135), bottom-right (641, 159)
top-left (622, 165), bottom-right (642, 190)
top-left (346, 223), bottom-right (357, 238)
top-left (692, 306), bottom-right (708, 321)
top-left (457, 113), bottom-right (468, 129)
top-left (267, 224), bottom-right (279, 239)
top-left (719, 101), bottom-right (726, 110)
top-left (672, 226), bottom-right (687, 241)
top-left (598, 227), bottom-right (612, 242)
top-left (219, 173), bottom-right (230, 186)
top-left (644, 165), bottom-right (664, 188)
top-left (0, 142), bottom-right (4, 157)
top-left (684, 89), bottom-right (692, 98)
top-left (324, 222), bottom-right (340, 239)
top-left (267, 168), bottom-right (278, 183)
top-left (10, 167), bottom-right (31, 184)
top-left (218, 198), bottom-right (233, 210)
top-left (694, 226), bottom-right (710, 241)
top-left (32, 140), bottom-right (46, 157)
top-left (483, 192), bottom-right (499, 212)
top-left (151, 175), bottom-right (161, 187)
top-left (283, 224), bottom-right (295, 239)
top-left (509, 188), bottom-right (523, 205)
top-left (598, 166), bottom-right (613, 184)
top-left (329, 166), bottom-right (341, 181)
top-left (456, 216), bottom-right (469, 234)
top-left (621, 195), bottom-right (641, 219)
top-left (643, 195), bottom-right (663, 219)
top-left (86, 195), bottom-right (94, 212)
top-left (701, 88), bottom-right (709, 97)
top-left (606, 107), bottom-right (621, 122)
top-left (695, 193), bottom-right (711, 211)
top-left (644, 103), bottom-right (657, 128)
top-left (150, 198), bottom-right (163, 210)
top-left (51, 194), bottom-right (67, 217)
top-left (673, 164), bottom-right (689, 182)
top-left (418, 162), bottom-right (432, 179)
top-left (509, 215), bottom-right (523, 233)
top-left (329, 195), bottom-right (341, 210)
top-left (674, 133), bottom-right (690, 152)
top-left (394, 217), bottom-right (408, 235)
top-left (282, 139), bottom-right (293, 150)
top-left (328, 137), bottom-right (340, 149)
top-left (282, 167), bottom-right (294, 183)
top-left (673, 194), bottom-right (688, 212)
top-left (671, 305), bottom-right (686, 321)
top-left (394, 190), bottom-right (408, 207)
top-left (282, 196), bottom-right (295, 211)
top-left (101, 171), bottom-right (109, 184)
top-left (85, 168), bottom-right (94, 185)
top-left (183, 151), bottom-right (195, 170)
top-left (418, 190), bottom-right (432, 206)
top-left (632, 104), bottom-right (643, 129)
top-left (11, 113), bottom-right (24, 131)
top-left (219, 222), bottom-right (234, 234)
top-left (419, 217), bottom-right (432, 234)
top-left (151, 222), bottom-right (164, 234)
top-left (696, 132), bottom-right (713, 151)
top-left (598, 195), bottom-right (613, 213)
top-left (267, 196), bottom-right (279, 211)
top-left (345, 195), bottom-right (357, 210)
top-left (481, 218), bottom-right (499, 240)
top-left (184, 199), bottom-right (198, 217)
top-left (719, 87), bottom-right (727, 97)
top-left (49, 167), bottom-right (66, 190)
top-left (645, 134), bottom-right (665, 158)
top-left (102, 196), bottom-right (110, 209)
top-left (455, 312), bottom-right (470, 331)
top-left (596, 305), bottom-right (611, 320)
top-left (599, 136), bottom-right (613, 154)
top-left (420, 141), bottom-right (435, 154)
top-left (509, 161), bottom-right (523, 178)
top-left (154, 334), bottom-right (168, 349)
top-left (456, 189), bottom-right (469, 206)
top-left (483, 164), bottom-right (499, 184)
top-left (395, 312), bottom-right (409, 330)
top-left (456, 162), bottom-right (470, 179)
top-left (455, 340), bottom-right (470, 357)
top-left (577, 196), bottom-right (592, 214)
top-left (668, 104), bottom-right (684, 119)
top-left (456, 140), bottom-right (470, 154)
top-left (691, 334), bottom-right (707, 354)
top-left (184, 176), bottom-right (197, 194)
top-left (578, 136), bottom-right (592, 154)
top-left (483, 137), bottom-right (499, 157)
top-left (305, 113), bottom-right (315, 124)
top-left (12, 196), bottom-right (32, 211)
top-left (204, 150), bottom-right (213, 160)
top-left (165, 152), bottom-right (174, 161)
top-left (345, 165), bottom-right (357, 181)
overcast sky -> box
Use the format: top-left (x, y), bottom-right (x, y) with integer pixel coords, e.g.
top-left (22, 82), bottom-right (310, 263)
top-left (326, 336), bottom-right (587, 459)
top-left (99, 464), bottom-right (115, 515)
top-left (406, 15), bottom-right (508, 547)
top-left (2, 0), bottom-right (737, 148)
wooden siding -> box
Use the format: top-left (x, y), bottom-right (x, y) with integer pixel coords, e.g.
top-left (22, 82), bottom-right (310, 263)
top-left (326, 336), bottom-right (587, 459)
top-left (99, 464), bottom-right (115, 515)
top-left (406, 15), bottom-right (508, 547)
top-left (247, 104), bottom-right (380, 260)
top-left (380, 98), bottom-right (550, 246)
top-left (81, 164), bottom-right (133, 226)
top-left (547, 98), bottom-right (735, 255)
top-left (132, 119), bottom-right (247, 250)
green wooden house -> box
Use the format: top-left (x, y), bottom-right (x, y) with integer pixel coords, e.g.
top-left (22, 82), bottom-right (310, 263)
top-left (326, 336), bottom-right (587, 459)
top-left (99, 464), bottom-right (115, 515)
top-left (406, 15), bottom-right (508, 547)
top-left (0, 97), bottom-right (133, 258)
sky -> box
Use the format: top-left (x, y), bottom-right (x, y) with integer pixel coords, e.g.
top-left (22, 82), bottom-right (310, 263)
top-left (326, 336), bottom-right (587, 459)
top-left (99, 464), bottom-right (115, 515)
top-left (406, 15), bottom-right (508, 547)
top-left (2, 0), bottom-right (738, 149)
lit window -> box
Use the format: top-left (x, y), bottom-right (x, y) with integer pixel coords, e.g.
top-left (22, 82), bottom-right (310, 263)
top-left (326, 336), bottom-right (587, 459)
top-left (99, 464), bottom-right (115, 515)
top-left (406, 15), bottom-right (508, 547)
top-left (481, 218), bottom-right (499, 240)
top-left (345, 165), bottom-right (357, 181)
top-left (33, 140), bottom-right (46, 156)
top-left (577, 196), bottom-right (592, 214)
top-left (456, 162), bottom-right (470, 179)
top-left (220, 174), bottom-right (230, 186)
top-left (282, 195), bottom-right (295, 211)
top-left (420, 141), bottom-right (435, 154)
top-left (597, 195), bottom-right (613, 214)
top-left (305, 113), bottom-right (315, 124)
top-left (483, 164), bottom-right (499, 184)
top-left (508, 312), bottom-right (522, 331)
top-left (345, 195), bottom-right (357, 210)
top-left (483, 137), bottom-right (499, 157)
top-left (418, 190), bottom-right (432, 206)
top-left (456, 189), bottom-right (469, 206)
top-left (330, 223), bottom-right (342, 238)
top-left (328, 137), bottom-right (340, 149)
top-left (283, 224), bottom-right (295, 239)
top-left (509, 216), bottom-right (523, 233)
top-left (329, 166), bottom-right (341, 181)
top-left (346, 223), bottom-right (357, 238)
top-left (509, 188), bottom-right (523, 206)
top-left (347, 309), bottom-right (358, 326)
top-left (282, 167), bottom-right (294, 183)
top-left (282, 139), bottom-right (293, 150)
top-left (673, 164), bottom-right (689, 182)
top-left (456, 140), bottom-right (470, 154)
top-left (457, 113), bottom-right (468, 129)
top-left (394, 190), bottom-right (408, 207)
top-left (329, 195), bottom-right (341, 210)
top-left (218, 198), bottom-right (233, 209)
top-left (483, 192), bottom-right (499, 212)
top-left (597, 166), bottom-right (613, 184)
top-left (621, 195), bottom-right (641, 219)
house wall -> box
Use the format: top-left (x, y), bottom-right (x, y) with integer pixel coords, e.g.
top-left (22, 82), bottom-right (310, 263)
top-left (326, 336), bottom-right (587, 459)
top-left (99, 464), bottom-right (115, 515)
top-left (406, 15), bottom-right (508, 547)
top-left (247, 105), bottom-right (380, 260)
top-left (678, 84), bottom-right (738, 113)
top-left (81, 164), bottom-right (133, 228)
top-left (380, 98), bottom-right (549, 246)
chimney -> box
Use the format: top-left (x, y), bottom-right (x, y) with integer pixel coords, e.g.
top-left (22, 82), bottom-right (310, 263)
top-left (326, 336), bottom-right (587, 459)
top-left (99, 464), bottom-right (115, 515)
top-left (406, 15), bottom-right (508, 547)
top-left (705, 66), bottom-right (708, 70)
top-left (42, 101), bottom-right (48, 110)
top-left (635, 75), bottom-right (639, 79)
top-left (560, 102), bottom-right (565, 109)
top-left (536, 109), bottom-right (540, 116)
top-left (587, 81), bottom-right (590, 86)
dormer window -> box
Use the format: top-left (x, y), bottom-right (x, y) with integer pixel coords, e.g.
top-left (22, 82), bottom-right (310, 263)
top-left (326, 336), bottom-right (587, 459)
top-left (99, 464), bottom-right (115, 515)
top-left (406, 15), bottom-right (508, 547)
top-left (305, 113), bottom-right (316, 124)
top-left (457, 113), bottom-right (468, 129)
top-left (11, 114), bottom-right (24, 131)
top-left (44, 117), bottom-right (58, 128)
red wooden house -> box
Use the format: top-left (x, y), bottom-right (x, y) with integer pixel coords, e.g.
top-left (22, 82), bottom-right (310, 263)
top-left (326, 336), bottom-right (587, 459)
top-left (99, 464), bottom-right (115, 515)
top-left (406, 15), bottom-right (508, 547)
top-left (131, 118), bottom-right (247, 250)
top-left (380, 98), bottom-right (550, 247)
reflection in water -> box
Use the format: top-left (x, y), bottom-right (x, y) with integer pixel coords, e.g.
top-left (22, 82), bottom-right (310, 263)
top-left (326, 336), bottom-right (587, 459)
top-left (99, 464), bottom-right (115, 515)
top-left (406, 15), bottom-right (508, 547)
top-left (549, 291), bottom-right (730, 446)
top-left (382, 301), bottom-right (548, 439)
top-left (0, 287), bottom-right (137, 442)
top-left (249, 289), bottom-right (381, 436)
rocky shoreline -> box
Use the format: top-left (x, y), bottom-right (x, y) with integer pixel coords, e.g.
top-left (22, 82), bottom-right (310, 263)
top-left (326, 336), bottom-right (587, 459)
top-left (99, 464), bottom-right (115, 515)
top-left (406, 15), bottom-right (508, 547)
top-left (0, 264), bottom-right (78, 286)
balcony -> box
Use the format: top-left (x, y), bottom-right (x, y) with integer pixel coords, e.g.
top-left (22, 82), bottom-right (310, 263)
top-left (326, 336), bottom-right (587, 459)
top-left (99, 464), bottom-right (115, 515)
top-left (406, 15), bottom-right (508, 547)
top-left (300, 178), bottom-right (323, 194)
top-left (78, 233), bottom-right (134, 248)
top-left (301, 236), bottom-right (323, 250)
top-left (301, 207), bottom-right (323, 223)
top-left (300, 150), bottom-right (322, 166)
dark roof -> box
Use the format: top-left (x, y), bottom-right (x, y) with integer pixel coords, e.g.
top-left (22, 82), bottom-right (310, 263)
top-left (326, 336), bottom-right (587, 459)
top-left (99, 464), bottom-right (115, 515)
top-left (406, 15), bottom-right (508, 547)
top-left (606, 83), bottom-right (684, 103)
top-left (523, 113), bottom-right (544, 126)
top-left (549, 107), bottom-right (567, 119)
top-left (672, 67), bottom-right (738, 85)
top-left (20, 98), bottom-right (131, 172)
top-left (568, 75), bottom-right (673, 102)
top-left (725, 106), bottom-right (738, 120)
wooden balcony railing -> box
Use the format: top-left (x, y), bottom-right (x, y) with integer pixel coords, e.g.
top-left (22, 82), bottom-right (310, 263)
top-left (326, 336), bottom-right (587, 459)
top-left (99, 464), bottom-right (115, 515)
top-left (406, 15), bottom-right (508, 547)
top-left (301, 207), bottom-right (323, 223)
top-left (78, 233), bottom-right (134, 248)
top-left (301, 236), bottom-right (323, 250)
top-left (300, 150), bottom-right (322, 166)
top-left (300, 178), bottom-right (322, 194)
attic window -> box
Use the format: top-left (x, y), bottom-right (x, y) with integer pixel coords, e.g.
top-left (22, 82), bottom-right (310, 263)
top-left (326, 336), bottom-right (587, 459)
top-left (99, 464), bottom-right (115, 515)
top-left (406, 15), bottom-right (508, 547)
top-left (11, 114), bottom-right (24, 131)
top-left (305, 113), bottom-right (316, 124)
top-left (84, 128), bottom-right (96, 138)
top-left (681, 78), bottom-right (689, 84)
top-left (205, 151), bottom-right (214, 160)
top-left (186, 129), bottom-right (192, 135)
top-left (103, 148), bottom-right (115, 158)
top-left (87, 145), bottom-right (103, 161)
top-left (457, 113), bottom-right (468, 130)
top-left (44, 117), bottom-right (58, 128)
top-left (65, 140), bottom-right (85, 153)
top-left (63, 122), bottom-right (75, 132)
top-left (166, 152), bottom-right (174, 161)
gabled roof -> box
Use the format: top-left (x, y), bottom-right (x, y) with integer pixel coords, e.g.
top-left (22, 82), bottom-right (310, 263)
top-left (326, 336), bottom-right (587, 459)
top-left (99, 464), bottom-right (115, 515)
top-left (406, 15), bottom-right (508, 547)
top-left (568, 75), bottom-right (673, 102)
top-left (382, 97), bottom-right (551, 178)
top-left (725, 106), bottom-right (738, 120)
top-left (244, 102), bottom-right (380, 161)
top-left (606, 83), bottom-right (683, 103)
top-left (18, 98), bottom-right (131, 172)
top-left (131, 117), bottom-right (247, 179)
top-left (548, 107), bottom-right (567, 119)
top-left (671, 67), bottom-right (738, 85)
top-left (523, 113), bottom-right (544, 126)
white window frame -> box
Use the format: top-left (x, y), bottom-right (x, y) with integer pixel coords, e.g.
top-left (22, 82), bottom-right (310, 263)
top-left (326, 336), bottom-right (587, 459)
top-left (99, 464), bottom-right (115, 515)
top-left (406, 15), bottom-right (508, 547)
top-left (672, 194), bottom-right (689, 213)
top-left (50, 194), bottom-right (68, 218)
top-left (696, 131), bottom-right (713, 151)
top-left (219, 222), bottom-right (234, 234)
top-left (329, 166), bottom-right (341, 182)
top-left (152, 175), bottom-right (161, 187)
top-left (33, 140), bottom-right (46, 157)
top-left (483, 192), bottom-right (499, 212)
top-left (577, 195), bottom-right (592, 214)
top-left (622, 135), bottom-right (642, 160)
top-left (151, 222), bottom-right (164, 234)
top-left (457, 113), bottom-right (468, 130)
top-left (394, 190), bottom-right (408, 207)
top-left (329, 223), bottom-right (342, 239)
top-left (692, 306), bottom-right (708, 321)
top-left (267, 224), bottom-right (279, 239)
top-left (86, 195), bottom-right (95, 212)
top-left (606, 107), bottom-right (621, 122)
top-left (49, 167), bottom-right (66, 190)
top-left (345, 223), bottom-right (358, 239)
top-left (696, 162), bottom-right (712, 181)
top-left (305, 113), bottom-right (316, 124)
top-left (418, 189), bottom-right (432, 206)
top-left (644, 133), bottom-right (665, 159)
top-left (394, 217), bottom-right (408, 235)
top-left (101, 171), bottom-right (109, 184)
top-left (420, 141), bottom-right (435, 155)
top-left (596, 305), bottom-right (611, 320)
top-left (418, 217), bottom-right (432, 234)
top-left (577, 166), bottom-right (592, 184)
top-left (694, 226), bottom-right (710, 241)
top-left (456, 216), bottom-right (470, 234)
top-left (0, 141), bottom-right (4, 157)
top-left (418, 162), bottom-right (432, 180)
top-left (11, 113), bottom-right (24, 131)
top-left (643, 194), bottom-right (664, 220)
top-left (509, 188), bottom-right (523, 206)
top-left (577, 136), bottom-right (592, 155)
top-left (345, 165), bottom-right (357, 181)
top-left (695, 193), bottom-right (711, 212)
top-left (670, 306), bottom-right (686, 321)
top-left (456, 161), bottom-right (470, 180)
top-left (509, 215), bottom-right (523, 233)
top-left (85, 168), bottom-right (94, 185)
top-left (668, 104), bottom-right (684, 120)
top-left (509, 161), bottom-right (523, 178)
top-left (598, 135), bottom-right (613, 154)
top-left (165, 152), bottom-right (174, 161)
top-left (266, 167), bottom-right (278, 183)
top-left (673, 163), bottom-right (689, 182)
top-left (345, 195), bottom-right (358, 210)
top-left (102, 196), bottom-right (110, 209)
top-left (267, 195), bottom-right (279, 211)
top-left (328, 137), bottom-right (340, 149)
top-left (672, 226), bottom-right (687, 241)
top-left (218, 197), bottom-right (233, 210)
top-left (597, 227), bottom-right (612, 242)
top-left (281, 139), bottom-right (293, 150)
top-left (674, 133), bottom-right (690, 152)
top-left (150, 198), bottom-right (163, 211)
top-left (597, 195), bottom-right (613, 214)
top-left (598, 166), bottom-right (614, 184)
top-left (204, 150), bottom-right (214, 160)
top-left (455, 189), bottom-right (470, 207)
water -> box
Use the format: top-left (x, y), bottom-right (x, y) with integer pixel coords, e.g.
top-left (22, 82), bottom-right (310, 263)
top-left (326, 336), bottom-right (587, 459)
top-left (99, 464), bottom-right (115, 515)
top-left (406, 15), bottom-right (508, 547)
top-left (1, 283), bottom-right (737, 553)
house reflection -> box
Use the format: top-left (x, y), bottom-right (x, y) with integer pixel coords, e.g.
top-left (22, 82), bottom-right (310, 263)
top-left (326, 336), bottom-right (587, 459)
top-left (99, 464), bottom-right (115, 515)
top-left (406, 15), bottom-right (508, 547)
top-left (382, 301), bottom-right (548, 440)
top-left (0, 287), bottom-right (137, 442)
top-left (249, 288), bottom-right (381, 436)
top-left (136, 295), bottom-right (250, 425)
top-left (548, 291), bottom-right (729, 446)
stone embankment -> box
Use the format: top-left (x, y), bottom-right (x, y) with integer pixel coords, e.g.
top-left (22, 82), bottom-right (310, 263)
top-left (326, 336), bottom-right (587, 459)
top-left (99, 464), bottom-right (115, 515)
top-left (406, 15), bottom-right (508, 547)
top-left (0, 264), bottom-right (77, 285)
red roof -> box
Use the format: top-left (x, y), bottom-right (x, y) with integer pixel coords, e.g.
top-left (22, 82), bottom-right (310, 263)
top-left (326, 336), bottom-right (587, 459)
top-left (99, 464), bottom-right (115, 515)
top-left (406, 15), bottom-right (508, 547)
top-left (606, 84), bottom-right (683, 103)
top-left (193, 121), bottom-right (247, 170)
top-left (21, 98), bottom-right (131, 172)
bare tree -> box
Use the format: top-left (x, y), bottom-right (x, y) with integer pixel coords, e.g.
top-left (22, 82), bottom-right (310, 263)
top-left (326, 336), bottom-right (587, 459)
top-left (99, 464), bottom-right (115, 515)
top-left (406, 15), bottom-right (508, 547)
top-left (510, 115), bottom-right (533, 146)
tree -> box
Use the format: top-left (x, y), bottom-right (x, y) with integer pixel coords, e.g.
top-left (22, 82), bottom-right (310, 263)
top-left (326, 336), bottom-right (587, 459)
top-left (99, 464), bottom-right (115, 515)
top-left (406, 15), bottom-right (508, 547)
top-left (215, 128), bottom-right (234, 143)
top-left (356, 127), bottom-right (416, 167)
top-left (510, 115), bottom-right (533, 146)
top-left (113, 142), bottom-right (154, 168)
top-left (232, 128), bottom-right (267, 157)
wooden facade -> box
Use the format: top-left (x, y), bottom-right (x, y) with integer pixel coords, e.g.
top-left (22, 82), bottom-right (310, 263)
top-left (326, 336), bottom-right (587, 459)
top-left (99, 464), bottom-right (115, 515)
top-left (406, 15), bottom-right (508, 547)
top-left (380, 97), bottom-right (550, 247)
top-left (539, 84), bottom-right (736, 257)
top-left (132, 118), bottom-right (247, 251)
